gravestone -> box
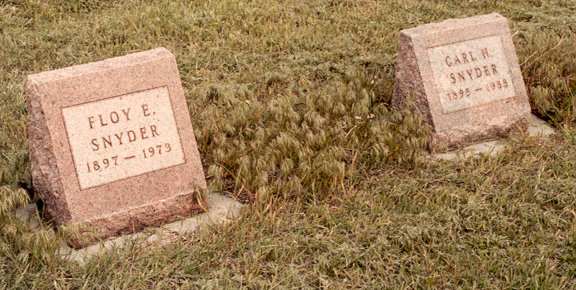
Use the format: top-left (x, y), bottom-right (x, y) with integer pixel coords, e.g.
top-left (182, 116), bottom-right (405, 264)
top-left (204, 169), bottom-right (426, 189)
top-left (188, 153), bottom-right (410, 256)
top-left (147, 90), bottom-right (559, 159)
top-left (27, 48), bottom-right (207, 247)
top-left (392, 13), bottom-right (531, 151)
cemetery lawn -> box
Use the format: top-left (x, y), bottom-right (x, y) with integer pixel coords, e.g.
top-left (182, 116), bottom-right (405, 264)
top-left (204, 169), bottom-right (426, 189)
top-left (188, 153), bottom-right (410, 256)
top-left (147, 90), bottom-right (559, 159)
top-left (1, 0), bottom-right (576, 288)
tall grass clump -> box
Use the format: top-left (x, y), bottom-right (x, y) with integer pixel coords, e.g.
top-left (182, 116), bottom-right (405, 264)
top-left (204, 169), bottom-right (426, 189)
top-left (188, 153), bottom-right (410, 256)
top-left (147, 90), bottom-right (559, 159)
top-left (514, 13), bottom-right (576, 127)
top-left (193, 69), bottom-right (428, 202)
top-left (0, 159), bottom-right (63, 287)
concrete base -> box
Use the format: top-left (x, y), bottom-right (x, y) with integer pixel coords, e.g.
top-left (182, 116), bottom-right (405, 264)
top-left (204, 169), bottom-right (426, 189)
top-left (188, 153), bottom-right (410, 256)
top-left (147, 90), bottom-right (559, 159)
top-left (432, 114), bottom-right (555, 161)
top-left (14, 193), bottom-right (243, 264)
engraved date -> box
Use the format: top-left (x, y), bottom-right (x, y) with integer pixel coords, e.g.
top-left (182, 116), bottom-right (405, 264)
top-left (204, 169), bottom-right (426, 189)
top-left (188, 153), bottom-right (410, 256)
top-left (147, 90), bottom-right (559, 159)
top-left (86, 156), bottom-right (119, 173)
top-left (85, 143), bottom-right (174, 173)
top-left (142, 143), bottom-right (172, 159)
top-left (485, 78), bottom-right (509, 92)
top-left (446, 88), bottom-right (471, 101)
top-left (446, 78), bottom-right (510, 102)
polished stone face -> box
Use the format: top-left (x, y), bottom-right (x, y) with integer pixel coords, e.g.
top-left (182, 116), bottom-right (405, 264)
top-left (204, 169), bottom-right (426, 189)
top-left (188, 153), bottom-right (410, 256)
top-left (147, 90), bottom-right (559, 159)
top-left (427, 35), bottom-right (516, 114)
top-left (62, 86), bottom-right (185, 189)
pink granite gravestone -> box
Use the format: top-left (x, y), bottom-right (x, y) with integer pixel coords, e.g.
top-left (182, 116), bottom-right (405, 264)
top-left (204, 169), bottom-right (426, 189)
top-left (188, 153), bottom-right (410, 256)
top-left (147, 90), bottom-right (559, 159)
top-left (392, 13), bottom-right (531, 152)
top-left (27, 48), bottom-right (207, 247)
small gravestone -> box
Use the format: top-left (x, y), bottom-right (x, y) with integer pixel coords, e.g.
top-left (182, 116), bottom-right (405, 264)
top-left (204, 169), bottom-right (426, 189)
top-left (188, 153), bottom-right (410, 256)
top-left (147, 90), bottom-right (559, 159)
top-left (393, 13), bottom-right (531, 152)
top-left (27, 48), bottom-right (207, 248)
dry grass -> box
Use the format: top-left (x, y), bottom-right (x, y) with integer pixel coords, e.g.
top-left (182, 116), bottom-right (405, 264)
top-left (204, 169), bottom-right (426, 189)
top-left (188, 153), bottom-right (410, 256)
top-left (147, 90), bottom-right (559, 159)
top-left (1, 0), bottom-right (576, 288)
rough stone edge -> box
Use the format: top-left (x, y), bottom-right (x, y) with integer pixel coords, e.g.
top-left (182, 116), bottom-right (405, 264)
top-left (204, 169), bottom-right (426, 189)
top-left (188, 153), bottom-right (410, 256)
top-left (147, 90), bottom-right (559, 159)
top-left (392, 30), bottom-right (434, 128)
top-left (431, 116), bottom-right (529, 153)
top-left (26, 79), bottom-right (72, 225)
top-left (14, 193), bottom-right (243, 265)
top-left (401, 13), bottom-right (504, 38)
top-left (67, 191), bottom-right (206, 249)
top-left (431, 114), bottom-right (555, 160)
top-left (63, 193), bottom-right (243, 264)
top-left (27, 48), bottom-right (173, 85)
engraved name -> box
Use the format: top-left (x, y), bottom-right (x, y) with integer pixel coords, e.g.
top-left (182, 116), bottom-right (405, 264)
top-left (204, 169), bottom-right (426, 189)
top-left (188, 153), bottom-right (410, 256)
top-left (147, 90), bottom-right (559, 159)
top-left (87, 105), bottom-right (160, 152)
top-left (444, 48), bottom-right (499, 85)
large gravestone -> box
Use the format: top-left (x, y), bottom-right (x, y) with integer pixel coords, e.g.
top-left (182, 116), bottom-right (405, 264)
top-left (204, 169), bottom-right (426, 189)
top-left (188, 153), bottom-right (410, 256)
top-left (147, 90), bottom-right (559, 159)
top-left (393, 13), bottom-right (531, 151)
top-left (27, 48), bottom-right (207, 247)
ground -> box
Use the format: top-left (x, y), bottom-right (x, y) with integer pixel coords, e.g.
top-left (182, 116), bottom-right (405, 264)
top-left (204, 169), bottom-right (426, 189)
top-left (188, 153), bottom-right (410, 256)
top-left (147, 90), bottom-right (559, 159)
top-left (1, 0), bottom-right (576, 288)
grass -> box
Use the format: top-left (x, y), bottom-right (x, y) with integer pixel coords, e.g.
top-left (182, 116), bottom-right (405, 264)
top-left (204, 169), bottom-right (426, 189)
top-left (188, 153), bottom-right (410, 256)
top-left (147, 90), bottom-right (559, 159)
top-left (1, 0), bottom-right (576, 288)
